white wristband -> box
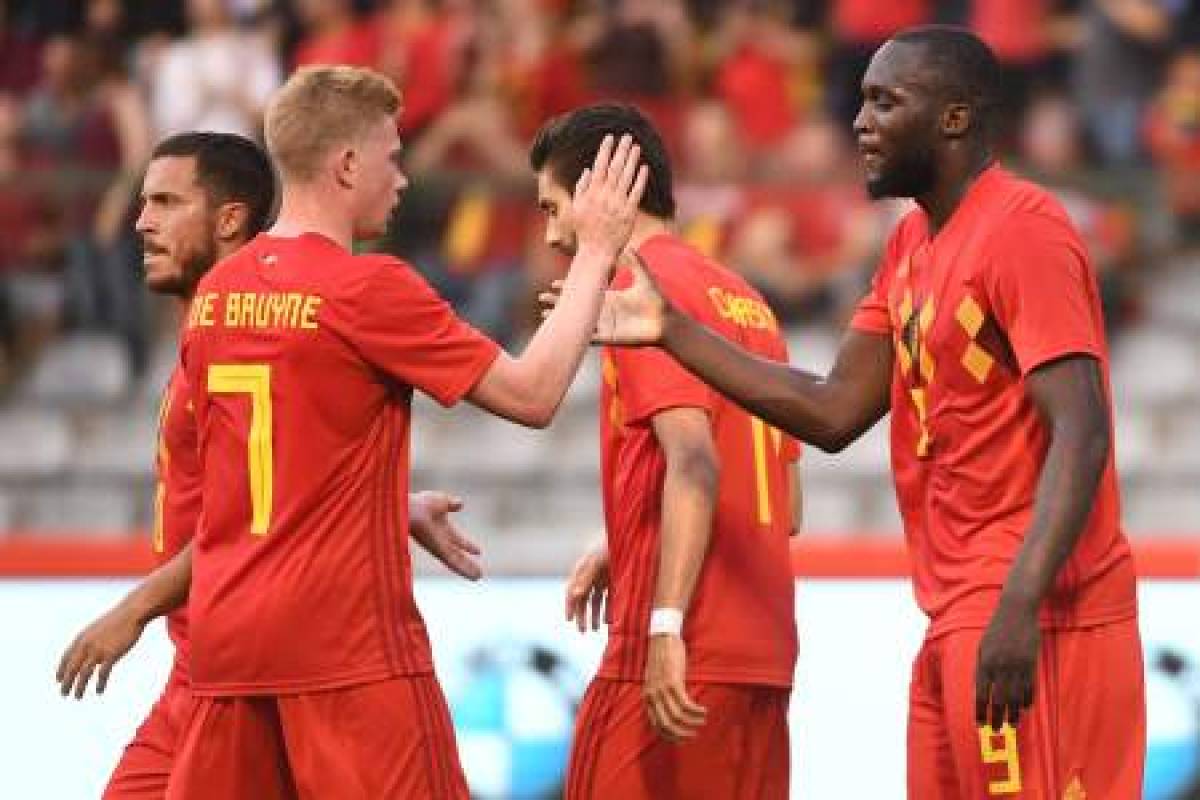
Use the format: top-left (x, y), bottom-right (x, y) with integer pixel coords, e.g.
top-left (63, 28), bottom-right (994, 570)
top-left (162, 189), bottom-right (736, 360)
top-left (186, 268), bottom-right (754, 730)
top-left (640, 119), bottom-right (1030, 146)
top-left (648, 608), bottom-right (684, 637)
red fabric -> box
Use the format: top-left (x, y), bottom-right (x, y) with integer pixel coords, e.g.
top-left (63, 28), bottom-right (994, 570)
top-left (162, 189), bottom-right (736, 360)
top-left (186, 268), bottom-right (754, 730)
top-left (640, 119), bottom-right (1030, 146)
top-left (181, 233), bottom-right (498, 695)
top-left (850, 166), bottom-right (1137, 637)
top-left (907, 620), bottom-right (1145, 798)
top-left (379, 14), bottom-right (461, 134)
top-left (293, 19), bottom-right (382, 69)
top-left (736, 183), bottom-right (873, 275)
top-left (102, 664), bottom-right (190, 800)
top-left (832, 0), bottom-right (930, 43)
top-left (151, 365), bottom-right (201, 683)
top-left (715, 44), bottom-right (796, 149)
top-left (597, 234), bottom-right (799, 688)
top-left (971, 0), bottom-right (1051, 64)
top-left (1144, 100), bottom-right (1200, 214)
top-left (566, 679), bottom-right (791, 800)
top-left (165, 676), bottom-right (467, 799)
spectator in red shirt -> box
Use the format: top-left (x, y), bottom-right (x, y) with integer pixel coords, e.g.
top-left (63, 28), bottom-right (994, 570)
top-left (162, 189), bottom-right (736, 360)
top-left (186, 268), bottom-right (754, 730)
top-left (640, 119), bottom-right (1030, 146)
top-left (293, 0), bottom-right (381, 69)
top-left (1145, 49), bottom-right (1200, 246)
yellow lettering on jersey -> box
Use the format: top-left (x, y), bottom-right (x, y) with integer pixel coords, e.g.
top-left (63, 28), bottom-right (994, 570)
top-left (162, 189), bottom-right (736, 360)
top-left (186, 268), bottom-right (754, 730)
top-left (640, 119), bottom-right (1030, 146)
top-left (268, 293), bottom-right (289, 327)
top-left (707, 287), bottom-right (778, 332)
top-left (189, 292), bottom-right (216, 328)
top-left (239, 292), bottom-right (256, 327)
top-left (207, 292), bottom-right (324, 331)
top-left (254, 293), bottom-right (272, 328)
top-left (224, 293), bottom-right (241, 327)
top-left (286, 293), bottom-right (303, 327)
top-left (300, 296), bottom-right (322, 329)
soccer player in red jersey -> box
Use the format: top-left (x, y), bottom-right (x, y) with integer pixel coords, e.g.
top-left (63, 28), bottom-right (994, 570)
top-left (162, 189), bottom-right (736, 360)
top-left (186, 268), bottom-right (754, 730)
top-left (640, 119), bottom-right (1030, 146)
top-left (581, 28), bottom-right (1145, 799)
top-left (532, 104), bottom-right (801, 799)
top-left (54, 131), bottom-right (491, 799)
top-left (166, 67), bottom-right (646, 799)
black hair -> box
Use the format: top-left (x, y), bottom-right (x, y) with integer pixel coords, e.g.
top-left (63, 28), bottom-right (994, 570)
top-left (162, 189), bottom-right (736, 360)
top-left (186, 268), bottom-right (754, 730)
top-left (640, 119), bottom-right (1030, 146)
top-left (151, 132), bottom-right (277, 236)
top-left (891, 25), bottom-right (1004, 138)
top-left (529, 103), bottom-right (674, 219)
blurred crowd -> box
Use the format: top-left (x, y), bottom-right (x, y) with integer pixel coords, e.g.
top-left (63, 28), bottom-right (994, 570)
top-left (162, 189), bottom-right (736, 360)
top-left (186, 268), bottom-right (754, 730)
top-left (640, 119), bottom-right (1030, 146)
top-left (2, 0), bottom-right (1200, 390)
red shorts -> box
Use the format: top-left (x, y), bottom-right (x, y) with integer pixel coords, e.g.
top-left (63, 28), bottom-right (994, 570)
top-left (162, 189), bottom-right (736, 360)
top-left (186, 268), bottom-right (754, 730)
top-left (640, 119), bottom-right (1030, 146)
top-left (566, 678), bottom-right (791, 800)
top-left (164, 675), bottom-right (467, 800)
top-left (908, 618), bottom-right (1145, 799)
top-left (103, 665), bottom-right (190, 799)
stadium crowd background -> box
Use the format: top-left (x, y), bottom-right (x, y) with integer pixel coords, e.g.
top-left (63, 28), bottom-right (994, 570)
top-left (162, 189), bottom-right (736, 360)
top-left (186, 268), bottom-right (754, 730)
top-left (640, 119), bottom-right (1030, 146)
top-left (1, 0), bottom-right (1199, 567)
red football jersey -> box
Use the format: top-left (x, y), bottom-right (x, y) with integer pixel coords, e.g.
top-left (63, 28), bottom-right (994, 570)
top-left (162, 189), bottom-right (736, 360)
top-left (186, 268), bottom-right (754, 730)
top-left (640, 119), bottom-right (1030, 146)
top-left (598, 234), bottom-right (799, 688)
top-left (181, 233), bottom-right (499, 695)
top-left (850, 166), bottom-right (1137, 637)
top-left (151, 364), bottom-right (202, 684)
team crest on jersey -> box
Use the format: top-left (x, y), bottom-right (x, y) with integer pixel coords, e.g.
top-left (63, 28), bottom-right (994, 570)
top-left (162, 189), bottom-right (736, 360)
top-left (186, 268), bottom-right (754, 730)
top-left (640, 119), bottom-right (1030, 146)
top-left (1063, 776), bottom-right (1086, 799)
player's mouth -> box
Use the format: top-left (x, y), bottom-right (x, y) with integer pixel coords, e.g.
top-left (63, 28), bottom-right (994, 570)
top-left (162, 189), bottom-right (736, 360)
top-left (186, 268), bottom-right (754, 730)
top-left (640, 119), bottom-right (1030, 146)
top-left (142, 243), bottom-right (170, 267)
top-left (858, 143), bottom-right (885, 173)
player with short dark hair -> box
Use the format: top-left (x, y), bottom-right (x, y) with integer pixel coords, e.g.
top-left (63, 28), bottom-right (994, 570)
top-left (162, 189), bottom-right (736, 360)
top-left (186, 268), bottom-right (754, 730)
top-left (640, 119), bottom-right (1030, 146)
top-left (578, 27), bottom-right (1145, 798)
top-left (535, 103), bottom-right (801, 799)
top-left (55, 130), bottom-right (490, 799)
top-left (166, 67), bottom-right (646, 799)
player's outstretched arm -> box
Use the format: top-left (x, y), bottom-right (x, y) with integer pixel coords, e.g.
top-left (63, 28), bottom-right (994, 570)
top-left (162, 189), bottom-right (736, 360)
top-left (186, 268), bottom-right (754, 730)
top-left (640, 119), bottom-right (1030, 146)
top-left (544, 256), bottom-right (894, 451)
top-left (643, 407), bottom-right (715, 741)
top-left (408, 491), bottom-right (483, 581)
top-left (974, 355), bottom-right (1111, 730)
top-left (467, 134), bottom-right (648, 428)
top-left (56, 544), bottom-right (192, 699)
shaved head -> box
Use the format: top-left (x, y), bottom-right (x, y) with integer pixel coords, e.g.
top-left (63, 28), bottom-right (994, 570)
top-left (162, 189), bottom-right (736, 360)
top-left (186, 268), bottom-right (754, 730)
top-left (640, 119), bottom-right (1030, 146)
top-left (889, 26), bottom-right (1003, 141)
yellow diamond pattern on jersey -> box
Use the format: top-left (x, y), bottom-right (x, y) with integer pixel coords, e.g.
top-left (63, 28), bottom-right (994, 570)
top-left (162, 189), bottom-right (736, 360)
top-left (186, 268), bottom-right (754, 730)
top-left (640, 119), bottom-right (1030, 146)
top-left (956, 296), bottom-right (994, 384)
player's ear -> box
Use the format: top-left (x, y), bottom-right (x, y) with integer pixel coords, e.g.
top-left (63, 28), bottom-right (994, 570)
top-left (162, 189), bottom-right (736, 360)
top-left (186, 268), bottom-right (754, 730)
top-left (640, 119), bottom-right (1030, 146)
top-left (942, 102), bottom-right (971, 139)
top-left (334, 146), bottom-right (357, 189)
top-left (216, 201), bottom-right (250, 242)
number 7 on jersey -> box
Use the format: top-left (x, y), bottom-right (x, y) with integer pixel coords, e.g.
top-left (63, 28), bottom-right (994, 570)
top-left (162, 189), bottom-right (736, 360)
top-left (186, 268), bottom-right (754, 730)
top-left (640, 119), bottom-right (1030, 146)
top-left (208, 364), bottom-right (274, 536)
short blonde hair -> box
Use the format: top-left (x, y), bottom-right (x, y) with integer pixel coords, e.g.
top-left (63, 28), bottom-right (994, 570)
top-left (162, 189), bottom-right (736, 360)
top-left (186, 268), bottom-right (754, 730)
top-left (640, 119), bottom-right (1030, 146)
top-left (264, 66), bottom-right (402, 182)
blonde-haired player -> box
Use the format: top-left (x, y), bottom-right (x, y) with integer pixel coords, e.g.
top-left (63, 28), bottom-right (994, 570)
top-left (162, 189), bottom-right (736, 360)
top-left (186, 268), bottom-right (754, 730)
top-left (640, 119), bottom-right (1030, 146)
top-left (166, 66), bottom-right (647, 799)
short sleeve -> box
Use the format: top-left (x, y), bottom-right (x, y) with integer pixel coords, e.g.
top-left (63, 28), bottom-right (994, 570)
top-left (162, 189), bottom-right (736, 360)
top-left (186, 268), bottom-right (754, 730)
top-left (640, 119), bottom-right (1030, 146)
top-left (982, 213), bottom-right (1104, 376)
top-left (607, 259), bottom-right (714, 424)
top-left (349, 260), bottom-right (500, 406)
top-left (850, 229), bottom-right (902, 336)
top-left (611, 344), bottom-right (715, 425)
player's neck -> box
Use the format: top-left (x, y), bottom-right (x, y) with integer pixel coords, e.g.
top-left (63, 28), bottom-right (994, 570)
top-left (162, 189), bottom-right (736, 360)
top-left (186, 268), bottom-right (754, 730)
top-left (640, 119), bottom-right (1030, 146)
top-left (626, 215), bottom-right (671, 253)
top-left (916, 148), bottom-right (993, 236)
top-left (270, 189), bottom-right (354, 251)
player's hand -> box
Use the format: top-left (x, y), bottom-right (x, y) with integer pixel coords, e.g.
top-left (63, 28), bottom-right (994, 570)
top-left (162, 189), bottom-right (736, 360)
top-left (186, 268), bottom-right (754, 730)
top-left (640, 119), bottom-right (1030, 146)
top-left (565, 540), bottom-right (610, 633)
top-left (409, 491), bottom-right (483, 581)
top-left (643, 634), bottom-right (707, 742)
top-left (975, 599), bottom-right (1040, 730)
top-left (538, 251), bottom-right (670, 346)
top-left (56, 605), bottom-right (146, 699)
top-left (570, 133), bottom-right (649, 264)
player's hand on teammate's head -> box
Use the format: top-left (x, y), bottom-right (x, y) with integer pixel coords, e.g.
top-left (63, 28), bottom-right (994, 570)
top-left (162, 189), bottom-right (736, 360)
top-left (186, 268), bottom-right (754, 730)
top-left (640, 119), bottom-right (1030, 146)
top-left (55, 605), bottom-right (148, 699)
top-left (565, 539), bottom-right (610, 633)
top-left (409, 491), bottom-right (483, 581)
top-left (538, 251), bottom-right (669, 347)
top-left (644, 634), bottom-right (707, 742)
top-left (569, 133), bottom-right (649, 262)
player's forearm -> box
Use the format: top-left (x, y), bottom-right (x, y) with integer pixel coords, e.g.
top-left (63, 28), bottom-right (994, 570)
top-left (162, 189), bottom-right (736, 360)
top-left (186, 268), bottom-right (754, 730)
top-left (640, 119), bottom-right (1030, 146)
top-left (120, 543), bottom-right (192, 626)
top-left (502, 246), bottom-right (615, 426)
top-left (652, 454), bottom-right (719, 615)
top-left (999, 417), bottom-right (1110, 614)
top-left (660, 312), bottom-right (887, 451)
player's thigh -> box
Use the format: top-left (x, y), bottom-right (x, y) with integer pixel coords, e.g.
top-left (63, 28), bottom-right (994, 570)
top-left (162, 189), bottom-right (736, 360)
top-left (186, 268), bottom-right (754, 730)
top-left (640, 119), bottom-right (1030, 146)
top-left (278, 674), bottom-right (468, 800)
top-left (103, 688), bottom-right (183, 799)
top-left (567, 679), bottom-right (790, 800)
top-left (164, 695), bottom-right (296, 800)
top-left (907, 636), bottom-right (961, 800)
top-left (940, 621), bottom-right (1145, 799)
